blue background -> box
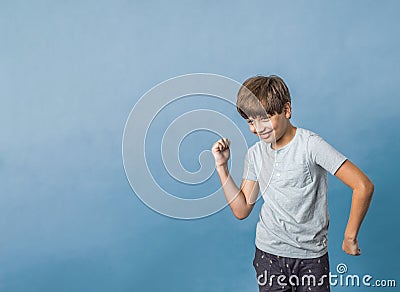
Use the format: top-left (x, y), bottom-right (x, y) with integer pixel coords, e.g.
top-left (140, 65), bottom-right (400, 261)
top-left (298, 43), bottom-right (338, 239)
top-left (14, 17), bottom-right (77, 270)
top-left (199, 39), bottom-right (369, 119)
top-left (1, 1), bottom-right (399, 291)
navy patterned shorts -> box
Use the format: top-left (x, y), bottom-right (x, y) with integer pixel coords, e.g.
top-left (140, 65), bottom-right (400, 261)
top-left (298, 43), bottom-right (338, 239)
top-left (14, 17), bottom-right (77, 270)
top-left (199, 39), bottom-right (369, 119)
top-left (252, 246), bottom-right (330, 291)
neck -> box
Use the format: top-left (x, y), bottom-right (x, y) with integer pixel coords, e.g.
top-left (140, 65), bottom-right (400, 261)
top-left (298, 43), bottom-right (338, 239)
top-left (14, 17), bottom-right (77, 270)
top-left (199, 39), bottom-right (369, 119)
top-left (272, 124), bottom-right (297, 150)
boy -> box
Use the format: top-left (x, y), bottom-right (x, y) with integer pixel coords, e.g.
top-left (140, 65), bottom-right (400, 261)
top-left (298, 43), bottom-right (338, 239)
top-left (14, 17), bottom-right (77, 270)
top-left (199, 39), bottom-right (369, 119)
top-left (211, 75), bottom-right (374, 291)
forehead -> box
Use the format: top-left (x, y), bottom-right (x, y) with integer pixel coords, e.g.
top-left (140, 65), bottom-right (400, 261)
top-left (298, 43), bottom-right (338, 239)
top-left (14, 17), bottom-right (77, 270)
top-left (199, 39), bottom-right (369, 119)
top-left (246, 114), bottom-right (275, 120)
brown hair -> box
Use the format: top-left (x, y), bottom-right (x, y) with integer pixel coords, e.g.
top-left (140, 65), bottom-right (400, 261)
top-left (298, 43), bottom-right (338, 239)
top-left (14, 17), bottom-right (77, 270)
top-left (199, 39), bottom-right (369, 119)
top-left (236, 75), bottom-right (291, 119)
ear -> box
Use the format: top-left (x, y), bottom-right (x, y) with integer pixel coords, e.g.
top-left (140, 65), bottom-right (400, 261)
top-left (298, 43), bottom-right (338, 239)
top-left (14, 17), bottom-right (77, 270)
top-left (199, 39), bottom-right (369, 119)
top-left (284, 102), bottom-right (292, 119)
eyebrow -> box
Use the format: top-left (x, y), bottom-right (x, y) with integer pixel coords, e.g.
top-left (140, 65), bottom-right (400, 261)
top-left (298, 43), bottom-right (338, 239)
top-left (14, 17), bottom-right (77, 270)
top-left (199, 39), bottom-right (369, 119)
top-left (247, 116), bottom-right (270, 122)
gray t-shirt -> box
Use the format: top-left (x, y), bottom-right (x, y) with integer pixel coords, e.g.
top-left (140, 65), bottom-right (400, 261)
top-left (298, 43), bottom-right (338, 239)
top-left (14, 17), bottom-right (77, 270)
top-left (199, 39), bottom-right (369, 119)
top-left (243, 128), bottom-right (347, 258)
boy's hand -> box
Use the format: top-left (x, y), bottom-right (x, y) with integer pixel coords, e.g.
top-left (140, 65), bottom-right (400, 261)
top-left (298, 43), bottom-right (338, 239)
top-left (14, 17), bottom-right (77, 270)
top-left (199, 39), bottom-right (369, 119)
top-left (342, 237), bottom-right (361, 256)
top-left (211, 138), bottom-right (231, 167)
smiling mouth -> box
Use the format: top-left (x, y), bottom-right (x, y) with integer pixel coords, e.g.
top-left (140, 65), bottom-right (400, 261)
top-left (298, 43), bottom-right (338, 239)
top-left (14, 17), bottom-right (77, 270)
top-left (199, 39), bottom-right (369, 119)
top-left (258, 130), bottom-right (273, 138)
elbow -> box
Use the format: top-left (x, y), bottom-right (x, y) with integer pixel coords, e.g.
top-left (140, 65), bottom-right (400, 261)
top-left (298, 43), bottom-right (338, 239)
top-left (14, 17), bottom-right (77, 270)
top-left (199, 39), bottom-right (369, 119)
top-left (365, 178), bottom-right (374, 196)
top-left (235, 215), bottom-right (247, 221)
top-left (369, 181), bottom-right (374, 194)
top-left (234, 212), bottom-right (249, 220)
top-left (358, 178), bottom-right (374, 198)
top-left (232, 202), bottom-right (253, 220)
top-left (367, 181), bottom-right (375, 197)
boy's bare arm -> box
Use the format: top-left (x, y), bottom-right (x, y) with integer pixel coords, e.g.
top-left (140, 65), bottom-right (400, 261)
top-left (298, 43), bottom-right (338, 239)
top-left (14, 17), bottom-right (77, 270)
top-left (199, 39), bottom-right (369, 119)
top-left (335, 159), bottom-right (374, 256)
top-left (216, 164), bottom-right (259, 219)
top-left (212, 138), bottom-right (259, 220)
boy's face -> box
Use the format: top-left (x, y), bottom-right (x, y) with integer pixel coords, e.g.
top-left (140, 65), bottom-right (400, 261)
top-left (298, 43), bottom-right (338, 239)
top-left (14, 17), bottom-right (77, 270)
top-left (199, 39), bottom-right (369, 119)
top-left (246, 103), bottom-right (292, 144)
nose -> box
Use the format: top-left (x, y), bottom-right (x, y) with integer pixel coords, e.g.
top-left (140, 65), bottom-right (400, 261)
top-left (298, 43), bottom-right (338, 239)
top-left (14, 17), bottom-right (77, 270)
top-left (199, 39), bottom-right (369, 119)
top-left (253, 120), bottom-right (265, 133)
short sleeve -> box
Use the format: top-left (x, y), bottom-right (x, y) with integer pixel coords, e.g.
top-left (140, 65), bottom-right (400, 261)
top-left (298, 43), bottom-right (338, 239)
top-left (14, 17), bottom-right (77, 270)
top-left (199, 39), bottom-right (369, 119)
top-left (307, 134), bottom-right (347, 175)
top-left (242, 150), bottom-right (257, 181)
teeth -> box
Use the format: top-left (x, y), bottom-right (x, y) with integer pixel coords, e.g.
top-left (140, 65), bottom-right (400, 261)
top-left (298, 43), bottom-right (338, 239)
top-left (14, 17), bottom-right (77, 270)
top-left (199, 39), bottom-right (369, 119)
top-left (260, 131), bottom-right (271, 135)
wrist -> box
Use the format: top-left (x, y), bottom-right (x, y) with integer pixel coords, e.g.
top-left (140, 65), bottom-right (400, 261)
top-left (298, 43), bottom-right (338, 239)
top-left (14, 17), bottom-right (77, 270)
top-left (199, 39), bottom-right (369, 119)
top-left (344, 234), bottom-right (357, 242)
top-left (215, 163), bottom-right (228, 173)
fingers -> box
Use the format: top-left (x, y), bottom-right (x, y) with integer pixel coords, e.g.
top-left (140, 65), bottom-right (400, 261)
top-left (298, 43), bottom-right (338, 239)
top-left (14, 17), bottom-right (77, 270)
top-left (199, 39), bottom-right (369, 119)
top-left (345, 248), bottom-right (361, 256)
top-left (342, 239), bottom-right (361, 256)
top-left (220, 138), bottom-right (230, 149)
top-left (212, 138), bottom-right (231, 152)
top-left (354, 247), bottom-right (361, 256)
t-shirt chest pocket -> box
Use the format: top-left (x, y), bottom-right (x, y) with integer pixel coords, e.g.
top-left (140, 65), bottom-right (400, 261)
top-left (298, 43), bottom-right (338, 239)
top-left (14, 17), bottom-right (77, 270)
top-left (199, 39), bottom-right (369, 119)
top-left (274, 163), bottom-right (313, 188)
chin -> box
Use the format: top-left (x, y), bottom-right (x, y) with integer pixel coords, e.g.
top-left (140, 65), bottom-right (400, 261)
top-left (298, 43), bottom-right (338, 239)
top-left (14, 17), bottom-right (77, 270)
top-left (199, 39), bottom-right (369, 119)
top-left (260, 136), bottom-right (275, 143)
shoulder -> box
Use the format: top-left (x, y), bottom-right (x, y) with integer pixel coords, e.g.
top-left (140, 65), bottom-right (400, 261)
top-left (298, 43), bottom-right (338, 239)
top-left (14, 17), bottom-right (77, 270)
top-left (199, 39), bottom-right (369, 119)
top-left (247, 141), bottom-right (263, 153)
top-left (246, 141), bottom-right (265, 160)
top-left (297, 127), bottom-right (320, 139)
top-left (295, 128), bottom-right (332, 161)
top-left (296, 128), bottom-right (324, 146)
top-left (293, 128), bottom-right (322, 148)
